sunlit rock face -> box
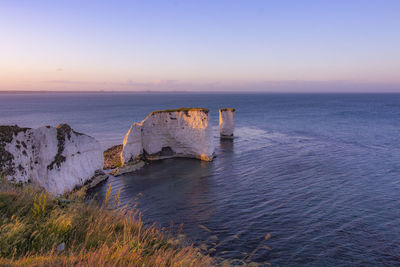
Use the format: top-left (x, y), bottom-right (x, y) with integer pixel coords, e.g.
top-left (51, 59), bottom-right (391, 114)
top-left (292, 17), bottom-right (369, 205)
top-left (121, 123), bottom-right (143, 164)
top-left (121, 108), bottom-right (215, 164)
top-left (219, 108), bottom-right (235, 139)
top-left (0, 124), bottom-right (105, 195)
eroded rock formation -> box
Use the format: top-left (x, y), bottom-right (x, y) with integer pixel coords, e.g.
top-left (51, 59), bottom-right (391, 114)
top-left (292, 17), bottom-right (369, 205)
top-left (0, 124), bottom-right (106, 195)
top-left (219, 108), bottom-right (235, 139)
top-left (121, 108), bottom-right (214, 169)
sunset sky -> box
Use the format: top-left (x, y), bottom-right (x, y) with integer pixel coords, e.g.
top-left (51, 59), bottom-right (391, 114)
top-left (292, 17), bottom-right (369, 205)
top-left (1, 0), bottom-right (399, 92)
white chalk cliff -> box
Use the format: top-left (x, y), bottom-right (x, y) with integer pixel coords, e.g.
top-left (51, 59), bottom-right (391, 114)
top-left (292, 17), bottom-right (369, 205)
top-left (121, 108), bottom-right (214, 166)
top-left (121, 123), bottom-right (143, 164)
top-left (0, 124), bottom-right (105, 195)
top-left (219, 108), bottom-right (235, 138)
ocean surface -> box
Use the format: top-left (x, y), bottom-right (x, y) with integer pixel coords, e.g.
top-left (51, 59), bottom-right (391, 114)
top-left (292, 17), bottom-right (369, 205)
top-left (1, 92), bottom-right (400, 266)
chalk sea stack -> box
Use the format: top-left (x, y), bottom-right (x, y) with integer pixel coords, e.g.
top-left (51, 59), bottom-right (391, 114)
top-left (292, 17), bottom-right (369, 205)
top-left (219, 108), bottom-right (235, 139)
top-left (0, 124), bottom-right (106, 195)
top-left (120, 108), bottom-right (215, 173)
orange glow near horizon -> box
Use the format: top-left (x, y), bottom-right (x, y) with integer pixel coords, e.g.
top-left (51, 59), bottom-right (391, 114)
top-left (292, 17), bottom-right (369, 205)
top-left (1, 1), bottom-right (399, 92)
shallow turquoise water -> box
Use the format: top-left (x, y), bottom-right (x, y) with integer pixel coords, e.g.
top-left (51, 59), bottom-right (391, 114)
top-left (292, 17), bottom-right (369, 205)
top-left (1, 93), bottom-right (400, 266)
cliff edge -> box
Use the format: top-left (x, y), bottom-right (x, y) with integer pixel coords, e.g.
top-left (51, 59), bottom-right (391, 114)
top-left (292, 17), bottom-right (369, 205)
top-left (0, 124), bottom-right (106, 195)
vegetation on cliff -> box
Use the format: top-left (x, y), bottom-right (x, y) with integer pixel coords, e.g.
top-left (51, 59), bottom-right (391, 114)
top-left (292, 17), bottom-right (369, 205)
top-left (103, 144), bottom-right (123, 169)
top-left (0, 126), bottom-right (30, 176)
top-left (0, 175), bottom-right (214, 266)
top-left (150, 108), bottom-right (209, 115)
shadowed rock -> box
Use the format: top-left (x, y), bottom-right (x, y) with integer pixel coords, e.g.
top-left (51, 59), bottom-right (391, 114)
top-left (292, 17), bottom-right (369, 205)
top-left (219, 108), bottom-right (235, 139)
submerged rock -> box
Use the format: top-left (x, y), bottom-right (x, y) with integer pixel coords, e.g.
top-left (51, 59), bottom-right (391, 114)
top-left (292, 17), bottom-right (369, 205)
top-left (110, 161), bottom-right (145, 176)
top-left (85, 169), bottom-right (109, 188)
top-left (121, 108), bottom-right (215, 168)
top-left (219, 108), bottom-right (235, 139)
top-left (0, 124), bottom-right (105, 195)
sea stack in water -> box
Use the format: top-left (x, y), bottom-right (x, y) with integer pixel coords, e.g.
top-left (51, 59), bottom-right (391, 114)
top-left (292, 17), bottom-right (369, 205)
top-left (219, 108), bottom-right (235, 139)
top-left (121, 108), bottom-right (214, 168)
top-left (0, 124), bottom-right (106, 195)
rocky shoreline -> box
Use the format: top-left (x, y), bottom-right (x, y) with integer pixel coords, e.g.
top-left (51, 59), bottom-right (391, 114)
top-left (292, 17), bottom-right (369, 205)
top-left (0, 107), bottom-right (235, 195)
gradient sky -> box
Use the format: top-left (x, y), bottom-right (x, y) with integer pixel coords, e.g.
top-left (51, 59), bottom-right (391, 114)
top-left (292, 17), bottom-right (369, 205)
top-left (1, 0), bottom-right (399, 92)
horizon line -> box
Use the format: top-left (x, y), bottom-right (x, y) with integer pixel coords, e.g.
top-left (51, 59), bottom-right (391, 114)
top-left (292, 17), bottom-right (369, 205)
top-left (1, 90), bottom-right (400, 94)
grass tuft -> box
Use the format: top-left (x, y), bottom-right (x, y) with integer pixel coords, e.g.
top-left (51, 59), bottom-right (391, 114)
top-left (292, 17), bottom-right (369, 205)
top-left (0, 174), bottom-right (270, 266)
top-left (0, 177), bottom-right (214, 266)
top-left (31, 192), bottom-right (47, 217)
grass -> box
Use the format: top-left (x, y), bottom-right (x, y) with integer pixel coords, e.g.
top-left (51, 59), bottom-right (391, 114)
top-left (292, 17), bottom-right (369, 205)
top-left (0, 176), bottom-right (214, 266)
top-left (103, 144), bottom-right (123, 169)
top-left (150, 108), bottom-right (209, 115)
top-left (0, 175), bottom-right (271, 266)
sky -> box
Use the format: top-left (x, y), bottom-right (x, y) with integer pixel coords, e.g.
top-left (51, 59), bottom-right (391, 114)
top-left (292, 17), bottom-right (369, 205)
top-left (0, 0), bottom-right (399, 92)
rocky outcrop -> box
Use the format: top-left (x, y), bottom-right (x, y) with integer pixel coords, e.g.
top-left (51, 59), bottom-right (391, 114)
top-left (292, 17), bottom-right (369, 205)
top-left (110, 161), bottom-right (145, 176)
top-left (219, 108), bottom-right (235, 139)
top-left (0, 124), bottom-right (106, 195)
top-left (121, 108), bottom-right (214, 169)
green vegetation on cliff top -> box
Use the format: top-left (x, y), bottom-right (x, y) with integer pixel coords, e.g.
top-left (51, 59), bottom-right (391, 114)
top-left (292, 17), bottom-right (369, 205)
top-left (150, 108), bottom-right (209, 115)
top-left (103, 144), bottom-right (123, 169)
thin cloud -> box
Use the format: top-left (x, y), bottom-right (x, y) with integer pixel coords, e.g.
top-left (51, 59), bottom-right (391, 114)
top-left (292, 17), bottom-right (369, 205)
top-left (44, 80), bottom-right (89, 85)
top-left (37, 79), bottom-right (400, 92)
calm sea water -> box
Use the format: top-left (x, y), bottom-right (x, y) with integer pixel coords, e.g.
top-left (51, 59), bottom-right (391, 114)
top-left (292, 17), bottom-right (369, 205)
top-left (1, 92), bottom-right (400, 266)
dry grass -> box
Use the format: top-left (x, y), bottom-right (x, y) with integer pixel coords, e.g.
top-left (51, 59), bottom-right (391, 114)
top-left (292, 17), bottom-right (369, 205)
top-left (0, 177), bottom-right (214, 266)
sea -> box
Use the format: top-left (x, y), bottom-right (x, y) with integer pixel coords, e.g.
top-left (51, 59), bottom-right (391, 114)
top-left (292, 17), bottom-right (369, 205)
top-left (1, 92), bottom-right (400, 266)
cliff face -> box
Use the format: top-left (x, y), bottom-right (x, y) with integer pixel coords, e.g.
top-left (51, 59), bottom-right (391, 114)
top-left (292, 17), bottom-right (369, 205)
top-left (121, 123), bottom-right (143, 164)
top-left (219, 108), bottom-right (235, 138)
top-left (0, 124), bottom-right (104, 195)
top-left (121, 108), bottom-right (214, 165)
